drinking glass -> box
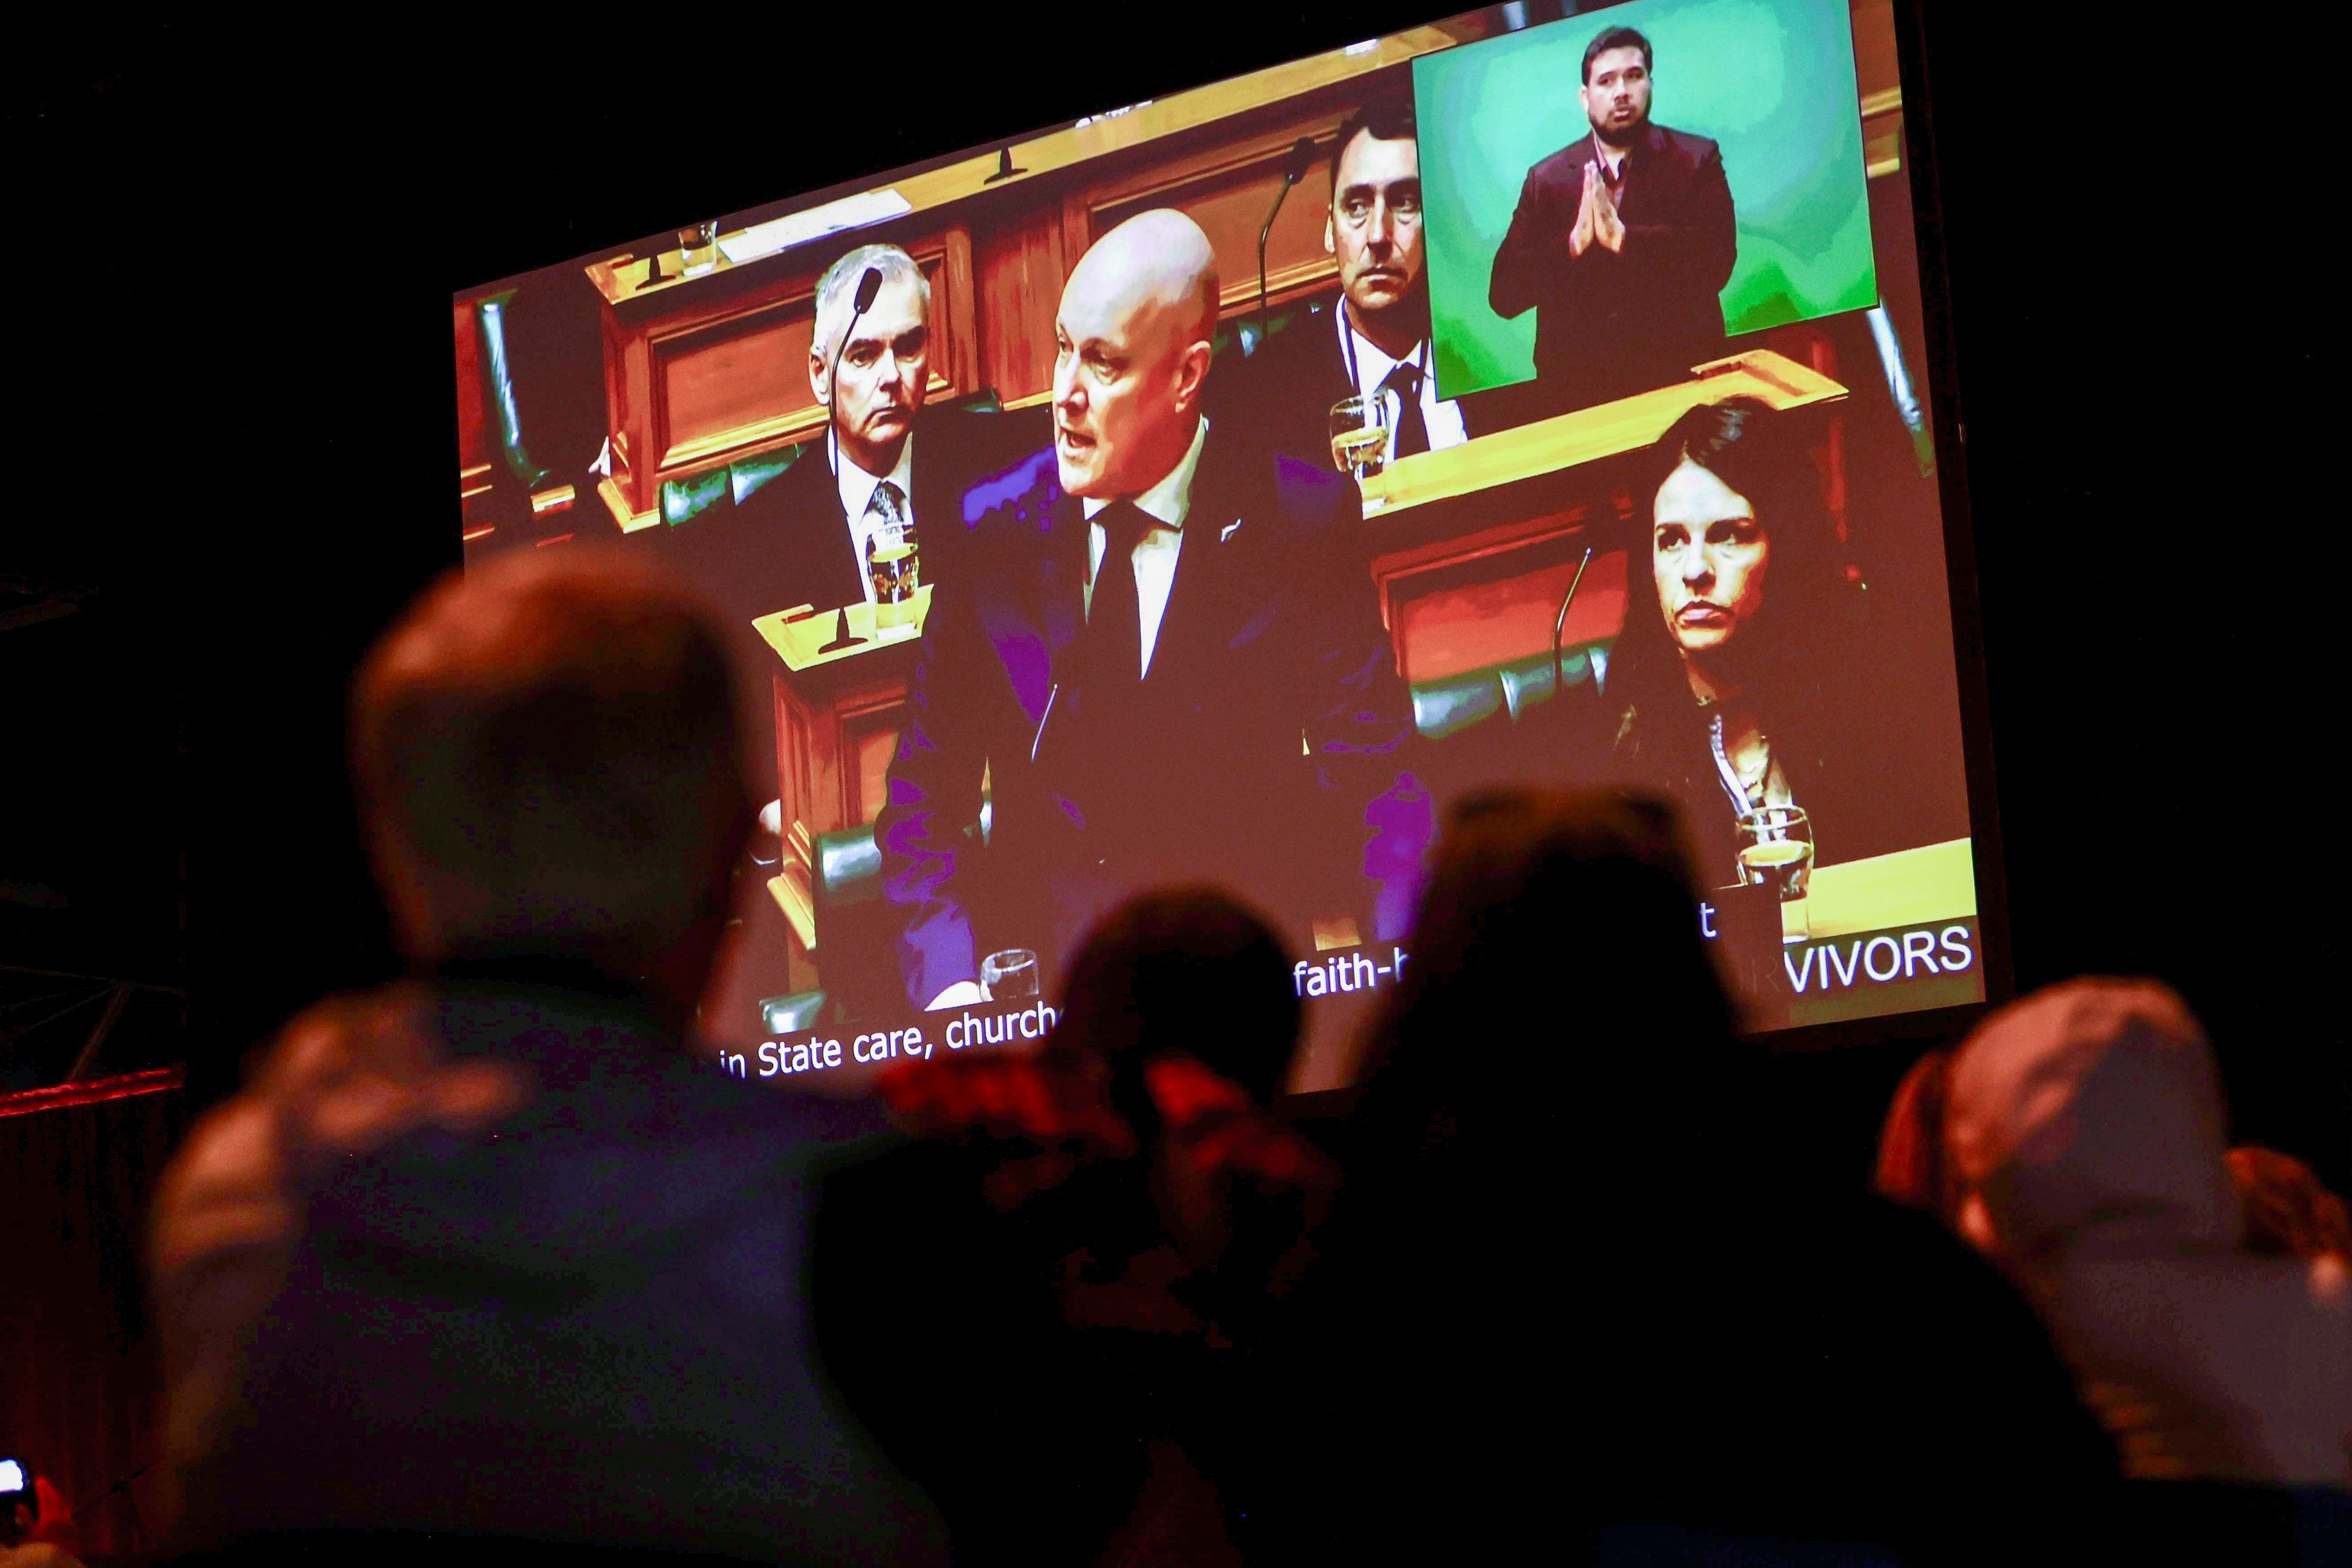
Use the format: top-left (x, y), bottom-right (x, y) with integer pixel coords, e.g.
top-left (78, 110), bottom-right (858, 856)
top-left (869, 518), bottom-right (921, 637)
top-left (979, 948), bottom-right (1040, 1003)
top-left (1735, 805), bottom-right (1815, 944)
top-left (1329, 394), bottom-right (1388, 481)
top-left (679, 220), bottom-right (719, 276)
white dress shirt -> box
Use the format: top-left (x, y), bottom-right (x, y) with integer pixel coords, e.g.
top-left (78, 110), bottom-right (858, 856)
top-left (1340, 309), bottom-right (1468, 460)
top-left (831, 431), bottom-right (915, 605)
top-left (1082, 417), bottom-right (1208, 679)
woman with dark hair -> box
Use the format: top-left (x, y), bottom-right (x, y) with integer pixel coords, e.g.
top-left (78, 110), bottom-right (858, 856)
top-left (1245, 788), bottom-right (2117, 1565)
top-left (1605, 396), bottom-right (1961, 884)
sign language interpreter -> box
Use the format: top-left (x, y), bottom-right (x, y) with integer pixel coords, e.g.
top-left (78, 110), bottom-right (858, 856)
top-left (1489, 24), bottom-right (1737, 415)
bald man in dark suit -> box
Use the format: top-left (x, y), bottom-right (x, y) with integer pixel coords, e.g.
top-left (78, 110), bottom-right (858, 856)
top-left (877, 211), bottom-right (1417, 1012)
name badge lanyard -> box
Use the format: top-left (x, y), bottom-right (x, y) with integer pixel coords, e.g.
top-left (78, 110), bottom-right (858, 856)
top-left (1709, 712), bottom-right (1753, 815)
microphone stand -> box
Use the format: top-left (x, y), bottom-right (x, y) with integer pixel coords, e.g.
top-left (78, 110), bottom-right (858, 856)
top-left (1255, 138), bottom-right (1319, 347)
top-left (1550, 546), bottom-right (1597, 700)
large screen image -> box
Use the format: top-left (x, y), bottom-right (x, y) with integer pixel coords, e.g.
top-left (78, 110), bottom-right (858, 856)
top-left (452, 0), bottom-right (1984, 1088)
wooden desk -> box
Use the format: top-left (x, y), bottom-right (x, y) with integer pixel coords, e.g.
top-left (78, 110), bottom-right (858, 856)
top-left (1804, 837), bottom-right (1977, 939)
top-left (756, 587), bottom-right (932, 673)
top-left (753, 590), bottom-right (934, 947)
top-left (1775, 837), bottom-right (1985, 1028)
top-left (1362, 349), bottom-right (1848, 522)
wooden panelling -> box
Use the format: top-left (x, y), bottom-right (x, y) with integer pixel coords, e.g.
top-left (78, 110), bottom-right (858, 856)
top-left (839, 696), bottom-right (907, 829)
top-left (453, 301), bottom-right (489, 494)
top-left (660, 306), bottom-right (821, 470)
top-left (773, 671), bottom-right (823, 948)
top-left (578, 29), bottom-right (1459, 308)
top-left (1089, 119), bottom-right (1346, 317)
top-left (1393, 548), bottom-right (1629, 687)
top-left (769, 650), bottom-right (924, 951)
top-left (976, 211), bottom-right (1069, 406)
top-left (1852, 0), bottom-right (1899, 105)
top-left (1853, 0), bottom-right (1902, 175)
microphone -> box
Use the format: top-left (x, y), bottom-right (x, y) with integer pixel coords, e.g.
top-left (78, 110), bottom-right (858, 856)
top-left (1255, 137), bottom-right (1320, 344)
top-left (1550, 546), bottom-right (1597, 702)
top-left (826, 266), bottom-right (886, 474)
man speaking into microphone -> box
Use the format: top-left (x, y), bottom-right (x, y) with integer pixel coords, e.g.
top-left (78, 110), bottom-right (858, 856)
top-left (876, 210), bottom-right (1414, 1012)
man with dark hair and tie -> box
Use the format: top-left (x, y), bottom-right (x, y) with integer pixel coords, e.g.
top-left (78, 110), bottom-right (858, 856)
top-left (1489, 24), bottom-right (1738, 416)
top-left (1221, 97), bottom-right (1470, 475)
top-left (877, 210), bottom-right (1414, 1012)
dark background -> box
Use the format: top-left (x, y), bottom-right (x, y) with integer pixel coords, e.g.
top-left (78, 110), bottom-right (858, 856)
top-left (8, 6), bottom-right (2342, 1190)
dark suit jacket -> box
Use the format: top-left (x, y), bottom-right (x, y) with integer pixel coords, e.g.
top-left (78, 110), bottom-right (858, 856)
top-left (1488, 123), bottom-right (1737, 415)
top-left (1214, 303), bottom-right (1483, 477)
top-left (658, 404), bottom-right (1040, 778)
top-left (875, 426), bottom-right (1415, 1006)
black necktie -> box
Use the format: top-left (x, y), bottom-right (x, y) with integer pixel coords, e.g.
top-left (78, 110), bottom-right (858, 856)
top-left (1383, 361), bottom-right (1430, 460)
top-left (1089, 501), bottom-right (1154, 687)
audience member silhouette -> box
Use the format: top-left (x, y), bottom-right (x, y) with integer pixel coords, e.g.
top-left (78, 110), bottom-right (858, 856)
top-left (146, 552), bottom-right (942, 1564)
top-left (129, 545), bottom-right (2352, 1566)
top-left (1872, 1044), bottom-right (1957, 1218)
top-left (2228, 1145), bottom-right (2352, 1266)
top-left (1878, 1049), bottom-right (2352, 1269)
top-left (815, 886), bottom-right (1333, 1566)
top-left (1945, 979), bottom-right (2352, 1487)
top-left (1243, 788), bottom-right (2119, 1566)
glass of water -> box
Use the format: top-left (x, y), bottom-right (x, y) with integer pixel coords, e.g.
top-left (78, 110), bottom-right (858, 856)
top-left (979, 948), bottom-right (1040, 1003)
top-left (679, 220), bottom-right (719, 276)
top-left (868, 518), bottom-right (921, 637)
top-left (1329, 394), bottom-right (1389, 481)
top-left (1735, 805), bottom-right (1814, 944)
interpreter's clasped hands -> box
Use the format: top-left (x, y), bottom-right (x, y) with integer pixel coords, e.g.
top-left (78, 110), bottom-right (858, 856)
top-left (1570, 160), bottom-right (1626, 257)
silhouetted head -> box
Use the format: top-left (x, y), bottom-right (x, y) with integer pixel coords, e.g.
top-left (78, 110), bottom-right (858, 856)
top-left (351, 550), bottom-right (753, 1025)
top-left (1948, 978), bottom-right (2239, 1275)
top-left (2227, 1145), bottom-right (2351, 1264)
top-left (1873, 1047), bottom-right (1959, 1221)
top-left (1051, 887), bottom-right (1303, 1125)
top-left (1352, 787), bottom-right (1744, 1192)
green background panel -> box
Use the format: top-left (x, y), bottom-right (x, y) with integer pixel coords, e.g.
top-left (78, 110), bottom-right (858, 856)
top-left (1414, 0), bottom-right (1875, 398)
